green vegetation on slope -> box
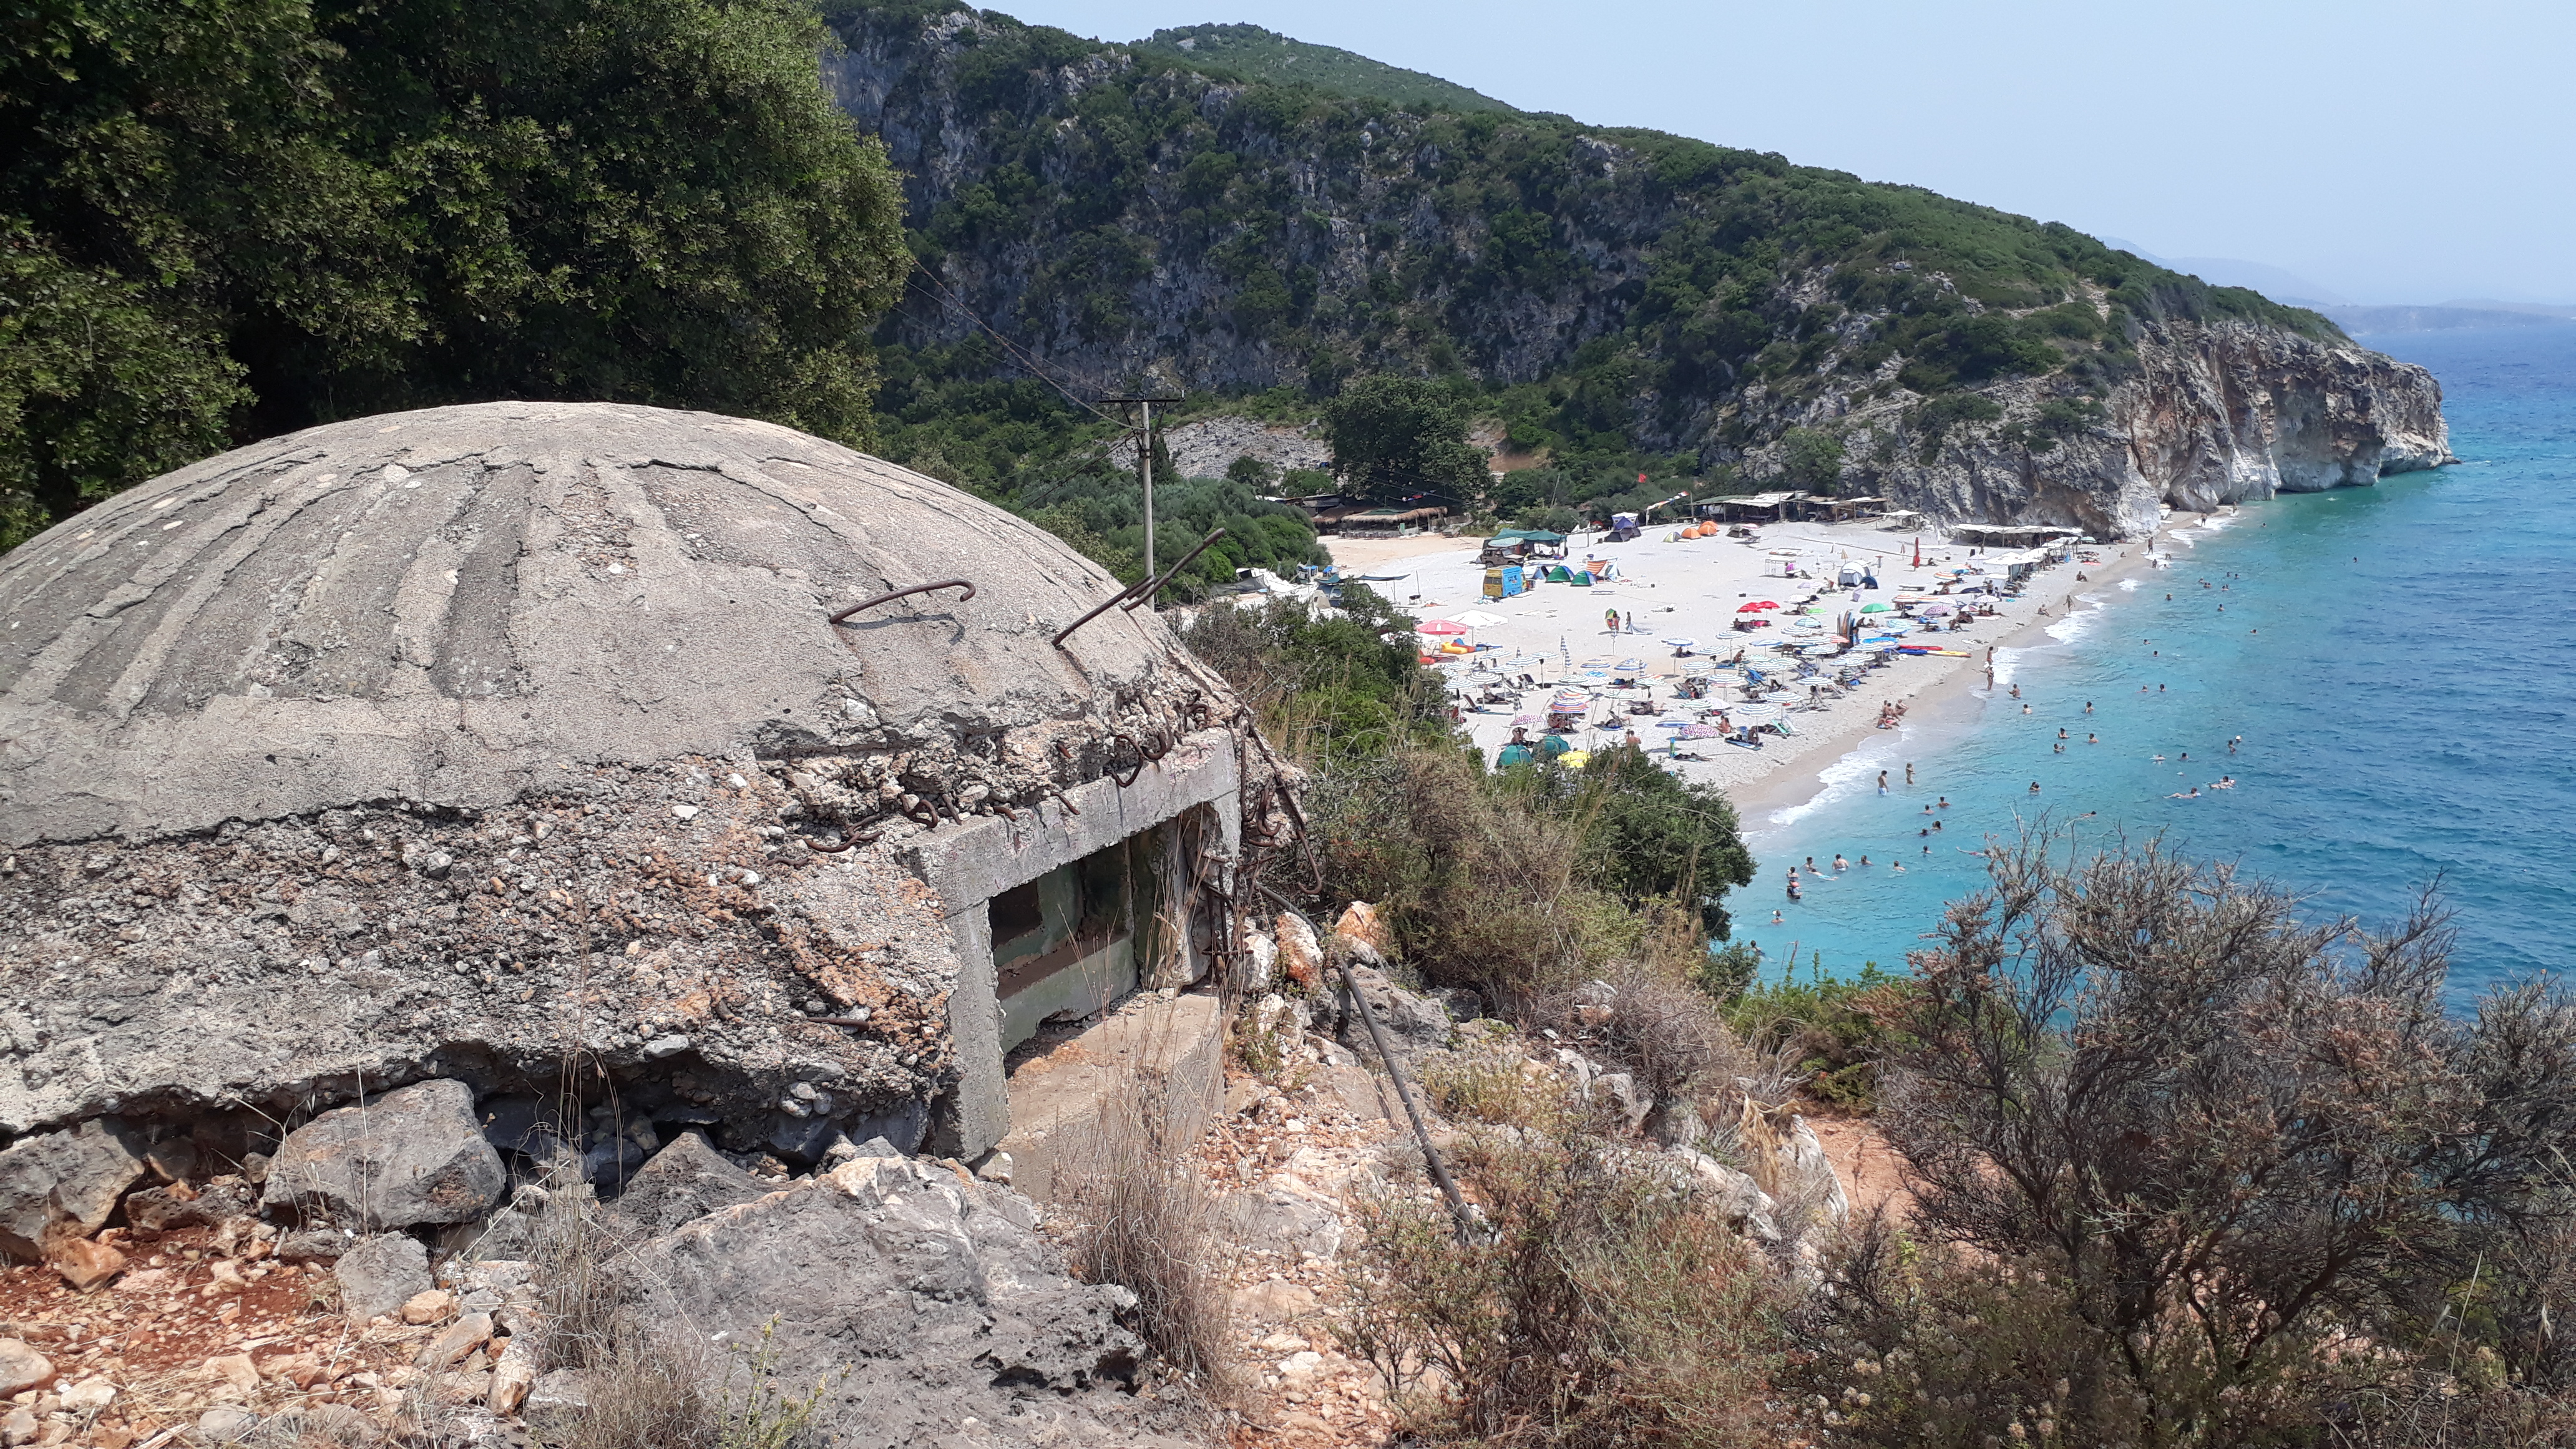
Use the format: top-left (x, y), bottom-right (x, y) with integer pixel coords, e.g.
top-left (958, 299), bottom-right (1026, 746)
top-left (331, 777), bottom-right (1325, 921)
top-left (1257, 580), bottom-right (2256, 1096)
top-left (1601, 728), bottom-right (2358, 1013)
top-left (849, 2), bottom-right (2346, 526)
top-left (1133, 22), bottom-right (1520, 115)
top-left (2, 0), bottom-right (912, 550)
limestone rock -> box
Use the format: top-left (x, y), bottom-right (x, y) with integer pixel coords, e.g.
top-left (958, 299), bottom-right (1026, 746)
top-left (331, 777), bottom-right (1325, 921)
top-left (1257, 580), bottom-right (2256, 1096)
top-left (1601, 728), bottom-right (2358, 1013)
top-left (1231, 1279), bottom-right (1321, 1330)
top-left (1332, 900), bottom-right (1388, 952)
top-left (0, 1339), bottom-right (51, 1396)
top-left (0, 1119), bottom-right (147, 1259)
top-left (205, 1354), bottom-right (260, 1393)
top-left (1217, 1188), bottom-right (1345, 1261)
top-left (334, 1234), bottom-right (432, 1323)
top-left (125, 1178), bottom-right (256, 1232)
top-left (632, 1156), bottom-right (1198, 1447)
top-left (1324, 964), bottom-right (1453, 1071)
top-left (601, 1129), bottom-right (767, 1238)
top-left (400, 1290), bottom-right (456, 1326)
top-left (263, 1080), bottom-right (505, 1230)
top-left (1276, 912), bottom-right (1321, 989)
top-left (487, 1335), bottom-right (538, 1415)
top-left (522, 1369), bottom-right (591, 1434)
top-left (1668, 1148), bottom-right (1782, 1242)
top-left (47, 1237), bottom-right (125, 1292)
top-left (195, 1407), bottom-right (259, 1444)
top-left (1781, 1115), bottom-right (1852, 1228)
top-left (417, 1312), bottom-right (494, 1370)
top-left (58, 1376), bottom-right (115, 1412)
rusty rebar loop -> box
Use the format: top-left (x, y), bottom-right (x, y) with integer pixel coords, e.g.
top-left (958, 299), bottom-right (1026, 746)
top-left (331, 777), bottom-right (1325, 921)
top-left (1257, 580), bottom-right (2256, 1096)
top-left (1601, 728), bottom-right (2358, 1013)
top-left (1118, 527), bottom-right (1229, 612)
top-left (1106, 732), bottom-right (1147, 789)
top-left (829, 578), bottom-right (975, 626)
top-left (900, 798), bottom-right (941, 827)
top-left (802, 826), bottom-right (883, 854)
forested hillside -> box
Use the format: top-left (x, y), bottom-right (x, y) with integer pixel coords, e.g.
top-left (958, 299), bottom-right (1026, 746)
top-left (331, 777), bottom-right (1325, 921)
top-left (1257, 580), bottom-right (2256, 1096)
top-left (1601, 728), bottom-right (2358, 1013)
top-left (832, 0), bottom-right (2411, 540)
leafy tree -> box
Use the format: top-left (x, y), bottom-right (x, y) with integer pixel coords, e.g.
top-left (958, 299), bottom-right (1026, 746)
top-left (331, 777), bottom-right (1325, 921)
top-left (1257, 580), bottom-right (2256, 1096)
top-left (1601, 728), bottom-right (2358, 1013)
top-left (1778, 427), bottom-right (1846, 490)
top-left (2, 0), bottom-right (912, 549)
top-left (1224, 453), bottom-right (1280, 489)
top-left (1319, 374), bottom-right (1491, 506)
top-left (1575, 744), bottom-right (1756, 936)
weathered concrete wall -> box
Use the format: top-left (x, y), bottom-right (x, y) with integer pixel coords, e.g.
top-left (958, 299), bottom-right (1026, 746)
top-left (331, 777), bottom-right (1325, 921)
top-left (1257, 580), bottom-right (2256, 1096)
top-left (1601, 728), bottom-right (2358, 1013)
top-left (908, 727), bottom-right (1241, 1159)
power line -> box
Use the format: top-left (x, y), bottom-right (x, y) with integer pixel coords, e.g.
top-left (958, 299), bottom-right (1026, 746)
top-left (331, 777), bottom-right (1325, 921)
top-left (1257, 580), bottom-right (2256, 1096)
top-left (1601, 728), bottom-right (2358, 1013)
top-left (902, 265), bottom-right (1126, 430)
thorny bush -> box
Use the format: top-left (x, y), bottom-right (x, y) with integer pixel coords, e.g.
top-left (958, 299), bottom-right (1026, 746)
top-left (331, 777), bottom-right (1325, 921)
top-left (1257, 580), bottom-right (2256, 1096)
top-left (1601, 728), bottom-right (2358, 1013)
top-left (1344, 1102), bottom-right (1790, 1448)
top-left (1825, 831), bottom-right (2576, 1447)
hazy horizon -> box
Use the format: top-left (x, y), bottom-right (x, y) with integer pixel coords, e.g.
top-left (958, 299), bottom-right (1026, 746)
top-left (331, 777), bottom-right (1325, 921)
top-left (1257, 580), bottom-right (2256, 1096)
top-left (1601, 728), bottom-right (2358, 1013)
top-left (990, 0), bottom-right (2573, 307)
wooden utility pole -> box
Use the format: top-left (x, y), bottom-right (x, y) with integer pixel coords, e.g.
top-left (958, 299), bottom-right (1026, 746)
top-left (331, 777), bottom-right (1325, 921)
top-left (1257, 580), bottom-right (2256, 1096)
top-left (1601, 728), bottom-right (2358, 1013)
top-left (1101, 394), bottom-right (1183, 577)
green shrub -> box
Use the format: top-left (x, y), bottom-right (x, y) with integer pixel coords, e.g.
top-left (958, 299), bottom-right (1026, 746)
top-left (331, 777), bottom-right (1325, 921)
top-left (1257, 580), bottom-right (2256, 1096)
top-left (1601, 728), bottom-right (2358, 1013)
top-left (1720, 961), bottom-right (1915, 1110)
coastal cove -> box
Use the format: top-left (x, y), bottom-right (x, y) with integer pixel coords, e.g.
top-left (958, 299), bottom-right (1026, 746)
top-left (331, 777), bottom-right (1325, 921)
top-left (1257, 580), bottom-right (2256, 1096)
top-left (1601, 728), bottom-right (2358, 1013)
top-left (1745, 324), bottom-right (2576, 998)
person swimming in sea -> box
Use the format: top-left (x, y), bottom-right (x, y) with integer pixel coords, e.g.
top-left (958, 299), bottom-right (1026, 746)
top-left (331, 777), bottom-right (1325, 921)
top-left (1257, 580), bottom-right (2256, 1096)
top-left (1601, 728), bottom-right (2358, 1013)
top-left (1889, 859), bottom-right (1905, 872)
top-left (2054, 742), bottom-right (2065, 753)
top-left (2217, 776), bottom-right (2235, 789)
top-left (2086, 733), bottom-right (2099, 744)
top-left (2152, 753), bottom-right (2164, 761)
top-left (1832, 854), bottom-right (1849, 872)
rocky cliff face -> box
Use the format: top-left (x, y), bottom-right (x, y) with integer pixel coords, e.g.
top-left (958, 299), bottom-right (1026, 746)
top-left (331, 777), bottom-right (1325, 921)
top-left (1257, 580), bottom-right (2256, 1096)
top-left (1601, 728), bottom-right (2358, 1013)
top-left (1730, 318), bottom-right (2454, 539)
top-left (825, 7), bottom-right (2450, 539)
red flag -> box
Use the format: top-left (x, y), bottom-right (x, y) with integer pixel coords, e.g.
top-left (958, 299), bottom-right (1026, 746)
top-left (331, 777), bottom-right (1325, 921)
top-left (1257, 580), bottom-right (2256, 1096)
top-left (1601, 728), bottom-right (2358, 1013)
top-left (1637, 472), bottom-right (1647, 485)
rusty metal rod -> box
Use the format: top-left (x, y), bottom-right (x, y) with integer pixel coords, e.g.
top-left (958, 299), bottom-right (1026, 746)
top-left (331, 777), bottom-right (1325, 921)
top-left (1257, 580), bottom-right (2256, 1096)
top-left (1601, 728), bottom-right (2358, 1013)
top-left (829, 579), bottom-right (975, 626)
top-left (1119, 527), bottom-right (1229, 611)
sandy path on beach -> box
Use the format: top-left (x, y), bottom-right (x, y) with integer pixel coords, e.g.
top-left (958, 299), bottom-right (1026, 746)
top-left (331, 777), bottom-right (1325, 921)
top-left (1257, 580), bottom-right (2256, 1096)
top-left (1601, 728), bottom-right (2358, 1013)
top-left (1325, 521), bottom-right (2164, 817)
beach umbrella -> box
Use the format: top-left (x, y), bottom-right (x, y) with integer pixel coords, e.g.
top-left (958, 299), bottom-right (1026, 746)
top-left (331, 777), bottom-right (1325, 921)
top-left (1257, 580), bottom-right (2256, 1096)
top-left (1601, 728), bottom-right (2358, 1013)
top-left (1732, 703), bottom-right (1783, 723)
top-left (1919, 602), bottom-right (1958, 617)
top-left (1737, 600), bottom-right (1779, 612)
top-left (1511, 713), bottom-right (1541, 726)
top-left (1417, 619), bottom-right (1469, 636)
top-left (1451, 610), bottom-right (1508, 627)
top-left (1654, 718), bottom-right (1693, 729)
top-left (1661, 636), bottom-right (1699, 649)
top-left (1615, 657), bottom-right (1644, 672)
top-left (1679, 724), bottom-right (1724, 739)
top-left (1859, 602), bottom-right (1893, 613)
top-left (1761, 690), bottom-right (1800, 704)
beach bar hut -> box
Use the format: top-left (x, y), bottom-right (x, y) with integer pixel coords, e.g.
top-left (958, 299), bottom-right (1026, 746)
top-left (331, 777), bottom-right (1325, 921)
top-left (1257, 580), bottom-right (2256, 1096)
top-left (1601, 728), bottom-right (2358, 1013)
top-left (1341, 505), bottom-right (1449, 537)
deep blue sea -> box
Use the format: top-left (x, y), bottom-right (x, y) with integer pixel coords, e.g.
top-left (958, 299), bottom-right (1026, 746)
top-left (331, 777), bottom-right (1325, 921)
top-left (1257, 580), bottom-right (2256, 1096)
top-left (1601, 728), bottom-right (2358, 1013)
top-left (1745, 324), bottom-right (2576, 1000)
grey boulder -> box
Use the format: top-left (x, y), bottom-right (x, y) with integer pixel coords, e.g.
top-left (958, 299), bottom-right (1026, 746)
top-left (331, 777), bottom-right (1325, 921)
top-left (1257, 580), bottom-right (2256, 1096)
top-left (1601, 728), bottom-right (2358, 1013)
top-left (602, 1129), bottom-right (768, 1238)
top-left (263, 1080), bottom-right (505, 1229)
top-left (335, 1233), bottom-right (434, 1322)
top-left (630, 1156), bottom-right (1199, 1449)
top-left (0, 1118), bottom-right (147, 1259)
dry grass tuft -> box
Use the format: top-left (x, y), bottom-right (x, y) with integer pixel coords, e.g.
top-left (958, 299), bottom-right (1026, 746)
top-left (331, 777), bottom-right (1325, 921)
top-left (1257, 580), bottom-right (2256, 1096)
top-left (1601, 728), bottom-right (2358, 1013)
top-left (1053, 1061), bottom-right (1240, 1403)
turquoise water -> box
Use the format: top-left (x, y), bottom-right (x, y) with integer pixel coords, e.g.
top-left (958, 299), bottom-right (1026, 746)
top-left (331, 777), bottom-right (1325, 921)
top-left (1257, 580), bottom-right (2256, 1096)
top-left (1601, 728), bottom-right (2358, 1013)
top-left (1744, 324), bottom-right (2576, 998)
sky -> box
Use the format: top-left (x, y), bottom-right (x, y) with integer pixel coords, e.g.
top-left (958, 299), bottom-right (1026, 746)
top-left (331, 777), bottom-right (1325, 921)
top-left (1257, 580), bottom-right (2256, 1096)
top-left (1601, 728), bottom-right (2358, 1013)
top-left (989, 0), bottom-right (2574, 305)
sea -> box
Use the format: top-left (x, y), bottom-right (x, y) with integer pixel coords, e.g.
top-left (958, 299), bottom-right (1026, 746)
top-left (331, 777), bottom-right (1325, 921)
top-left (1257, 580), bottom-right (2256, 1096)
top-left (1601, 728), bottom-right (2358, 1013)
top-left (1744, 323), bottom-right (2576, 1001)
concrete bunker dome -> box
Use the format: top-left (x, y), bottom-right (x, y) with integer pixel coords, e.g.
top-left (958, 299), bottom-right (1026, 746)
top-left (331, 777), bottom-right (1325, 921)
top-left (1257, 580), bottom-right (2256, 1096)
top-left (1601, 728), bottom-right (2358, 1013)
top-left (0, 402), bottom-right (1265, 1176)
